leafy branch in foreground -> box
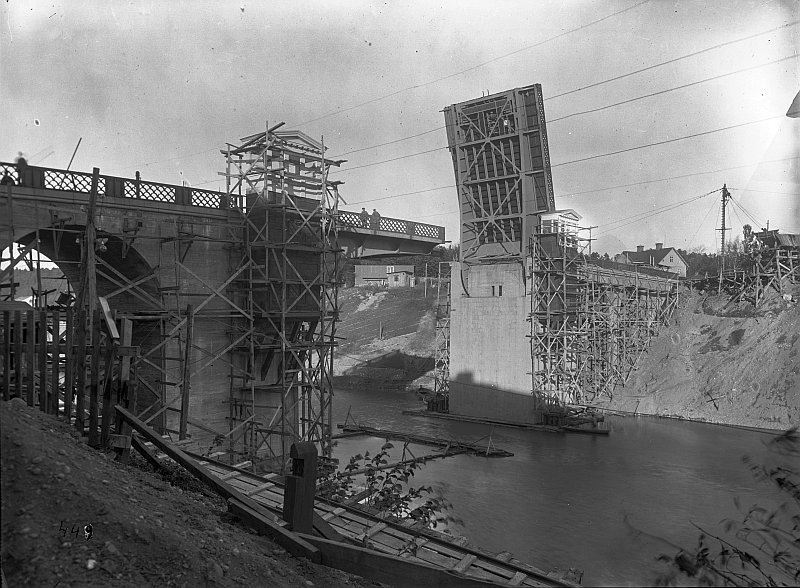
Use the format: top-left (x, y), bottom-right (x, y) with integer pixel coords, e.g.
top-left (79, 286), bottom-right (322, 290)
top-left (656, 427), bottom-right (799, 587)
top-left (316, 441), bottom-right (462, 531)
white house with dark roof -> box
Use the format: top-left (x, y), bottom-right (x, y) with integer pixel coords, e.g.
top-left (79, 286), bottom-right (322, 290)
top-left (615, 243), bottom-right (687, 277)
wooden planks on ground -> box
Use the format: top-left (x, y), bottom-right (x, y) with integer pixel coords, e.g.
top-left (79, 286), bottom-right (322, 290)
top-left (297, 533), bottom-right (500, 588)
top-left (191, 456), bottom-right (571, 587)
top-left (227, 498), bottom-right (321, 563)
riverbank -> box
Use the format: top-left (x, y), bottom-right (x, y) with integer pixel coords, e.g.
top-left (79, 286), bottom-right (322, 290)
top-left (577, 404), bottom-right (788, 436)
top-left (0, 398), bottom-right (374, 588)
top-left (333, 285), bottom-right (799, 431)
top-left (594, 287), bottom-right (799, 431)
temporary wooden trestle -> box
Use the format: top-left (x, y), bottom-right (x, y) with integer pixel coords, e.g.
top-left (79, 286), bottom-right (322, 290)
top-left (1, 307), bottom-right (138, 450)
top-left (530, 222), bottom-right (678, 406)
top-left (687, 230), bottom-right (799, 306)
top-left (115, 405), bottom-right (574, 588)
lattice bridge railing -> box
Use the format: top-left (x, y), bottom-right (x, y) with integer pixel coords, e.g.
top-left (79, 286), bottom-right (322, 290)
top-left (3, 161), bottom-right (443, 241)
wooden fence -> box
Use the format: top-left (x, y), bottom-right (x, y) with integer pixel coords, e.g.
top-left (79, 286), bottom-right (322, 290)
top-left (1, 308), bottom-right (138, 450)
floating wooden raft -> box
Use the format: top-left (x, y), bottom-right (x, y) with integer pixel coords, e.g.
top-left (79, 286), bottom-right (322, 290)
top-left (186, 452), bottom-right (575, 587)
top-left (334, 424), bottom-right (514, 458)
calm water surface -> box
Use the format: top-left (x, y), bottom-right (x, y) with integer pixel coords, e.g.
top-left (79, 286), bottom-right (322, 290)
top-left (331, 385), bottom-right (785, 586)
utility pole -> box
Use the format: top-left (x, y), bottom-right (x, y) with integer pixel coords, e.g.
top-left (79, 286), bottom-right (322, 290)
top-left (424, 262), bottom-right (428, 298)
top-left (718, 184), bottom-right (731, 256)
top-left (716, 184), bottom-right (731, 293)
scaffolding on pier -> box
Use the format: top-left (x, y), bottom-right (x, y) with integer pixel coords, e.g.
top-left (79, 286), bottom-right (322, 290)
top-left (529, 211), bottom-right (588, 407)
top-left (221, 125), bottom-right (341, 472)
top-left (433, 261), bottom-right (452, 409)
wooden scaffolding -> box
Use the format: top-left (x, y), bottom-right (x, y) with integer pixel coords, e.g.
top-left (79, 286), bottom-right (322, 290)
top-left (529, 214), bottom-right (678, 407)
top-left (1, 128), bottom-right (342, 473)
top-left (221, 125), bottom-right (341, 472)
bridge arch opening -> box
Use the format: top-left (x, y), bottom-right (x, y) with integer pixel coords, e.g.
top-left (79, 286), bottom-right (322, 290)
top-left (5, 228), bottom-right (167, 430)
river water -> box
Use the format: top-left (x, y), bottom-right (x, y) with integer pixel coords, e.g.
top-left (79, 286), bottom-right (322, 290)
top-left (331, 384), bottom-right (786, 586)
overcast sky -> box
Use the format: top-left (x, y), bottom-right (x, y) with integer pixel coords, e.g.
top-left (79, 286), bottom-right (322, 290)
top-left (2, 0), bottom-right (798, 255)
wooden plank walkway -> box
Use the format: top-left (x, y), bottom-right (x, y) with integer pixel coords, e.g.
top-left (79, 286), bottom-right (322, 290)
top-left (181, 451), bottom-right (575, 587)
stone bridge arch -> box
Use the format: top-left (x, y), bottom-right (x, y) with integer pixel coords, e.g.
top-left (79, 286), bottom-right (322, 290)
top-left (9, 226), bottom-right (169, 429)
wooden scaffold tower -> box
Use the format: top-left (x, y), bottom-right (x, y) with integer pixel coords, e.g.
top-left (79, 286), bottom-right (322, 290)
top-left (222, 124), bottom-right (342, 473)
top-left (529, 211), bottom-right (589, 408)
top-left (432, 261), bottom-right (452, 411)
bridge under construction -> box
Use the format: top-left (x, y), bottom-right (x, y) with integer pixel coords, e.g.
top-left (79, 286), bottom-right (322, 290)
top-left (1, 127), bottom-right (445, 473)
top-left (433, 84), bottom-right (679, 425)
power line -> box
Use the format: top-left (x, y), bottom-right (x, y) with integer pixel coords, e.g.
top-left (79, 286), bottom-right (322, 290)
top-left (294, 0), bottom-right (652, 128)
top-left (686, 198), bottom-right (720, 251)
top-left (560, 157), bottom-right (800, 198)
top-left (548, 55), bottom-right (797, 123)
top-left (330, 147), bottom-right (446, 174)
top-left (596, 189), bottom-right (719, 236)
top-left (350, 185), bottom-right (455, 206)
top-left (729, 200), bottom-right (748, 234)
top-left (547, 20), bottom-right (799, 101)
top-left (729, 187), bottom-right (800, 197)
top-left (332, 114), bottom-right (785, 175)
top-left (320, 28), bottom-right (797, 161)
top-left (331, 127), bottom-right (444, 158)
top-left (329, 51), bottom-right (795, 164)
top-left (103, 20), bottom-right (798, 182)
top-left (552, 115), bottom-right (784, 168)
top-left (729, 198), bottom-right (765, 229)
top-left (343, 157), bottom-right (798, 211)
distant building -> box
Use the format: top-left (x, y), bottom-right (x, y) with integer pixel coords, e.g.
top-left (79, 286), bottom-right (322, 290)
top-left (354, 264), bottom-right (415, 287)
top-left (614, 243), bottom-right (687, 277)
top-left (387, 268), bottom-right (415, 288)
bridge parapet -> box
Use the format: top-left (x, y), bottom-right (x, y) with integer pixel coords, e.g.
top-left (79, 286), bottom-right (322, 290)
top-left (1, 161), bottom-right (445, 243)
top-left (338, 209), bottom-right (444, 241)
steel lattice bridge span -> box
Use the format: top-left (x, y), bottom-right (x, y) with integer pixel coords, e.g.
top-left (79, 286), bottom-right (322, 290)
top-left (1, 131), bottom-right (445, 472)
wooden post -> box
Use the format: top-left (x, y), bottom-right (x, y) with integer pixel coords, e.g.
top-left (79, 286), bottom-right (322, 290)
top-left (86, 173), bottom-right (98, 337)
top-left (26, 310), bottom-right (34, 406)
top-left (74, 167), bottom-right (100, 434)
top-left (115, 318), bottom-right (134, 463)
top-left (74, 312), bottom-right (87, 433)
top-left (283, 442), bottom-right (318, 534)
top-left (64, 309), bottom-right (74, 422)
top-left (88, 310), bottom-right (102, 447)
top-left (14, 311), bottom-right (22, 400)
top-left (100, 338), bottom-right (116, 448)
top-left (1, 311), bottom-right (9, 400)
top-left (51, 310), bottom-right (61, 415)
top-left (179, 304), bottom-right (194, 440)
top-left (38, 310), bottom-right (47, 412)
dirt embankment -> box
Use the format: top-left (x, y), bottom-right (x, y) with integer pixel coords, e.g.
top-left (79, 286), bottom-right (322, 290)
top-left (595, 287), bottom-right (800, 430)
top-left (0, 399), bottom-right (376, 588)
top-left (334, 287), bottom-right (437, 392)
